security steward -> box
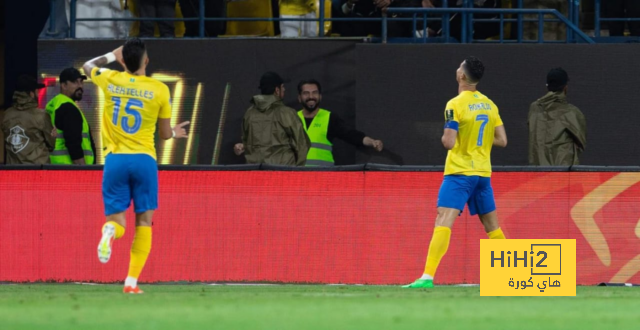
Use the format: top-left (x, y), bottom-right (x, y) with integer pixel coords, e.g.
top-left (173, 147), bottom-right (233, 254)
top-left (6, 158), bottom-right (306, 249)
top-left (45, 68), bottom-right (96, 165)
top-left (297, 79), bottom-right (383, 166)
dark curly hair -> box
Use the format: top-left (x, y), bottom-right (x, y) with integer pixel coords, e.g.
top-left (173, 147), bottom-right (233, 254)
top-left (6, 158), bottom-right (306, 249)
top-left (123, 38), bottom-right (146, 73)
top-left (463, 56), bottom-right (485, 84)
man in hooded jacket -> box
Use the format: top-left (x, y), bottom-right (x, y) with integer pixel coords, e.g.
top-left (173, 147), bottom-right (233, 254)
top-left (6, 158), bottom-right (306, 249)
top-left (239, 72), bottom-right (310, 166)
top-left (528, 68), bottom-right (586, 166)
top-left (2, 75), bottom-right (56, 164)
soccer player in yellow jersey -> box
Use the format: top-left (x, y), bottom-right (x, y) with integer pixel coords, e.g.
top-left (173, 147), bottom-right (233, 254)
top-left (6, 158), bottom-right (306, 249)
top-left (404, 56), bottom-right (508, 288)
top-left (82, 38), bottom-right (190, 294)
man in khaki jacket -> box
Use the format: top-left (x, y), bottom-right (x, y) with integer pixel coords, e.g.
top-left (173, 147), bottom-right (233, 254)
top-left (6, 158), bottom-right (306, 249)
top-left (2, 75), bottom-right (56, 164)
top-left (238, 72), bottom-right (310, 166)
top-left (528, 68), bottom-right (586, 166)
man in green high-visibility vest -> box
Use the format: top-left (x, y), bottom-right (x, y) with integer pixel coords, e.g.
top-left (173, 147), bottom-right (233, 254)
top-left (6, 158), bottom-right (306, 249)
top-left (233, 78), bottom-right (384, 166)
top-left (297, 79), bottom-right (383, 166)
top-left (45, 68), bottom-right (96, 165)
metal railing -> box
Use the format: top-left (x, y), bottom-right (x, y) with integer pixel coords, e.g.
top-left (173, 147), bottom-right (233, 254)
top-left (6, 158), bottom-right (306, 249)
top-left (594, 0), bottom-right (640, 37)
top-left (382, 7), bottom-right (594, 44)
top-left (60, 0), bottom-right (621, 43)
top-left (69, 0), bottom-right (331, 38)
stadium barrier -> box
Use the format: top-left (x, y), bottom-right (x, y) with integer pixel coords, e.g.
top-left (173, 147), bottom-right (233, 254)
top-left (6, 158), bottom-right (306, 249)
top-left (1, 165), bottom-right (639, 285)
top-left (382, 7), bottom-right (592, 44)
top-left (65, 0), bottom-right (592, 43)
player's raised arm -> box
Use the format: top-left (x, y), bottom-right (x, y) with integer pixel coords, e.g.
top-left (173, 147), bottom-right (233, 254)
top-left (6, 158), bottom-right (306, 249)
top-left (493, 125), bottom-right (508, 148)
top-left (82, 46), bottom-right (124, 77)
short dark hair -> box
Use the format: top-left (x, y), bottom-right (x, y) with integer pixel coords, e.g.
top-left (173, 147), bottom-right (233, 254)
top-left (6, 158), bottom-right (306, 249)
top-left (546, 67), bottom-right (569, 92)
top-left (260, 86), bottom-right (278, 95)
top-left (122, 38), bottom-right (146, 73)
top-left (463, 56), bottom-right (485, 84)
top-left (259, 72), bottom-right (286, 95)
top-left (297, 79), bottom-right (322, 94)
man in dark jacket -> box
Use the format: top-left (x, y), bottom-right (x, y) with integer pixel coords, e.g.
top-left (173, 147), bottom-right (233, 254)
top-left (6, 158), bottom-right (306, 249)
top-left (336, 0), bottom-right (422, 37)
top-left (421, 0), bottom-right (503, 41)
top-left (528, 68), bottom-right (586, 166)
top-left (2, 75), bottom-right (56, 164)
top-left (604, 0), bottom-right (640, 37)
top-left (239, 72), bottom-right (310, 166)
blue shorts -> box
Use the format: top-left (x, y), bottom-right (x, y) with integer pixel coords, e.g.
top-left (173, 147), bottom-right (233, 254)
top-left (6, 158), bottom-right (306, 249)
top-left (437, 175), bottom-right (496, 216)
top-left (102, 153), bottom-right (158, 216)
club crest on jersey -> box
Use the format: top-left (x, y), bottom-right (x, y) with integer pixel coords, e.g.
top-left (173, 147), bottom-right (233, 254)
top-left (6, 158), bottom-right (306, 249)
top-left (6, 125), bottom-right (29, 154)
top-left (445, 109), bottom-right (454, 122)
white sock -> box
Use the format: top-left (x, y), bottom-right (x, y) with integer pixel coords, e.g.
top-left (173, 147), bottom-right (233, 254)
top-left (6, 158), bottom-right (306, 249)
top-left (420, 274), bottom-right (434, 280)
top-left (125, 276), bottom-right (138, 288)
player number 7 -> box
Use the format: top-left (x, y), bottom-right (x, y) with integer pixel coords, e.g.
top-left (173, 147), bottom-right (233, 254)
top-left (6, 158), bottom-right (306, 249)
top-left (475, 114), bottom-right (489, 147)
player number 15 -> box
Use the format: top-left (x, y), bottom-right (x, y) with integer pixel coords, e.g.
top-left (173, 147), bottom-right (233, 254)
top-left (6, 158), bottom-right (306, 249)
top-left (111, 96), bottom-right (142, 134)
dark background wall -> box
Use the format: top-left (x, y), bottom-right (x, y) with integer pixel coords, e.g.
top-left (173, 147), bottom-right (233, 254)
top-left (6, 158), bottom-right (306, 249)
top-left (2, 0), bottom-right (50, 164)
top-left (38, 40), bottom-right (640, 166)
top-left (356, 44), bottom-right (640, 166)
top-left (5, 0), bottom-right (50, 108)
top-left (38, 39), bottom-right (357, 165)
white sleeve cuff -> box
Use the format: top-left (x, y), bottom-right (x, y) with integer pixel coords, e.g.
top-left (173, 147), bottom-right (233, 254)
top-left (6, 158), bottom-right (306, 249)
top-left (104, 52), bottom-right (116, 64)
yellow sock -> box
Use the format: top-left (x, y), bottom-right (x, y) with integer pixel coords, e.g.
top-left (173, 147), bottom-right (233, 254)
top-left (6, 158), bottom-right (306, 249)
top-left (487, 228), bottom-right (506, 239)
top-left (128, 226), bottom-right (152, 280)
top-left (423, 226), bottom-right (452, 278)
top-left (103, 221), bottom-right (125, 239)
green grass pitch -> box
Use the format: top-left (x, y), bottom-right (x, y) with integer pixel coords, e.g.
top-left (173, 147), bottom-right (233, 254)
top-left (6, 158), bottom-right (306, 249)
top-left (1, 284), bottom-right (639, 330)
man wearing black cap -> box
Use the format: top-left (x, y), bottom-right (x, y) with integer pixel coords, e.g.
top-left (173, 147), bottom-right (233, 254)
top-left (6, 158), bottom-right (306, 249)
top-left (528, 68), bottom-right (586, 166)
top-left (45, 68), bottom-right (96, 165)
top-left (2, 75), bottom-right (56, 164)
top-left (237, 72), bottom-right (310, 166)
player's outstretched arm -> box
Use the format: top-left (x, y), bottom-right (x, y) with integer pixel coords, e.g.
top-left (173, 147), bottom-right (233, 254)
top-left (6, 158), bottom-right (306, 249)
top-left (158, 118), bottom-right (190, 140)
top-left (82, 46), bottom-right (124, 76)
top-left (493, 125), bottom-right (507, 148)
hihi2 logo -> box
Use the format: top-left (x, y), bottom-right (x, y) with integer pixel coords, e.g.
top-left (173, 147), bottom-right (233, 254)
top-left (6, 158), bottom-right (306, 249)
top-left (480, 240), bottom-right (576, 296)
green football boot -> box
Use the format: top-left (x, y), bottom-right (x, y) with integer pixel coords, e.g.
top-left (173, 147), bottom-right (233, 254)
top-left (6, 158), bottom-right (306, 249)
top-left (402, 279), bottom-right (434, 288)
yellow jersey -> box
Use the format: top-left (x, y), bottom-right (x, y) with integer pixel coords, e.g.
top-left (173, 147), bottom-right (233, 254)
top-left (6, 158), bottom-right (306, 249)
top-left (91, 67), bottom-right (171, 160)
top-left (443, 90), bottom-right (503, 177)
top-left (280, 0), bottom-right (314, 15)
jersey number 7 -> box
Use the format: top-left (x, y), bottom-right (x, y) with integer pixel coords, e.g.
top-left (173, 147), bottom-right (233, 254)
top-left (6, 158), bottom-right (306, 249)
top-left (111, 96), bottom-right (143, 134)
top-left (475, 114), bottom-right (489, 147)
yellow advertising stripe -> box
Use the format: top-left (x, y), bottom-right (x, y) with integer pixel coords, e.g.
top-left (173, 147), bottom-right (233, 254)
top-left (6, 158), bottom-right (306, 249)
top-left (97, 87), bottom-right (105, 164)
top-left (183, 83), bottom-right (202, 165)
top-left (151, 74), bottom-right (184, 165)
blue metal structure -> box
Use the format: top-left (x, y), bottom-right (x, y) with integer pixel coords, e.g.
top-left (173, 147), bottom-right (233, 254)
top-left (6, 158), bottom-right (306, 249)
top-left (382, 7), bottom-right (593, 44)
top-left (60, 0), bottom-right (632, 43)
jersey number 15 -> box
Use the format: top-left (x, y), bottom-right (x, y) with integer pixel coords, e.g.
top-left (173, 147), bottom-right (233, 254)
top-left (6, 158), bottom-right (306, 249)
top-left (111, 96), bottom-right (142, 134)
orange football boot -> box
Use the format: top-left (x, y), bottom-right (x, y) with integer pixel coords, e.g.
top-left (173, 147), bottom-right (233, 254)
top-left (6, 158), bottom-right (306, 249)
top-left (123, 286), bottom-right (144, 294)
